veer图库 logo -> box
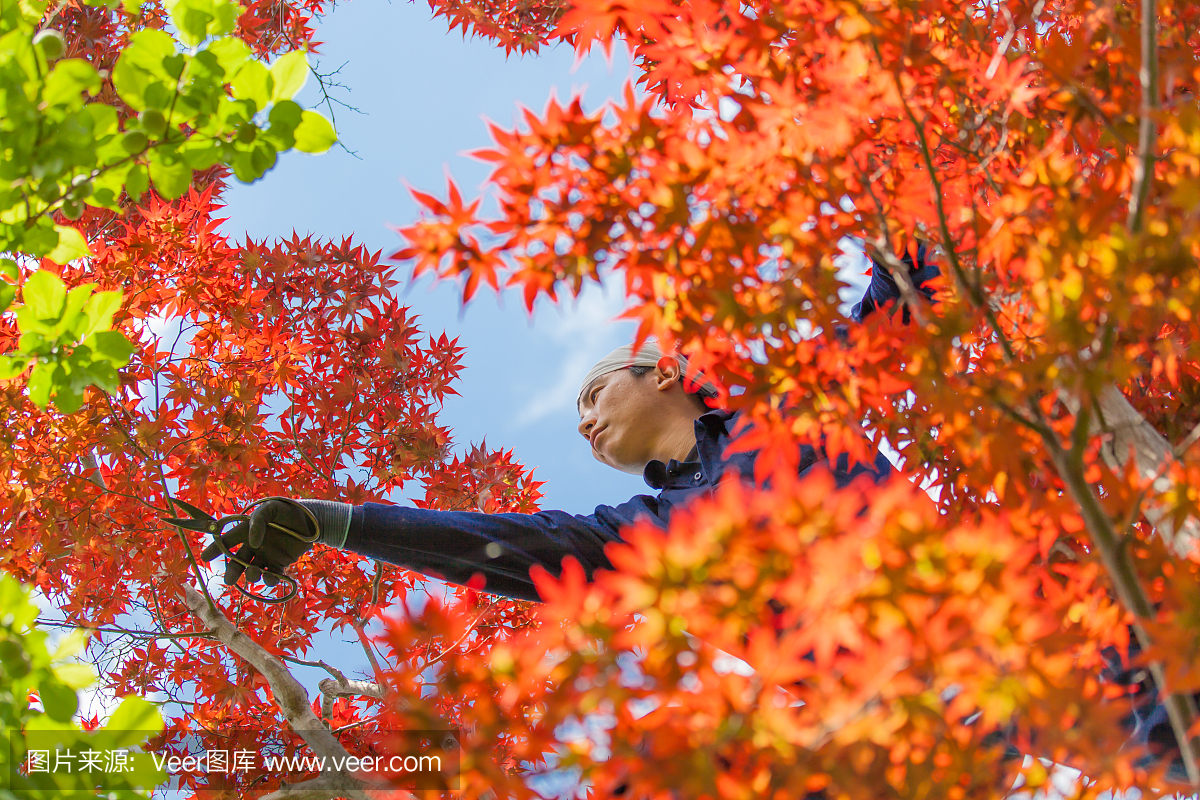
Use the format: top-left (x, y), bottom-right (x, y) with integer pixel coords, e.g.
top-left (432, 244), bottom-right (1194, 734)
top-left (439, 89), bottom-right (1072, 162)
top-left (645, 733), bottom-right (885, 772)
top-left (9, 728), bottom-right (460, 796)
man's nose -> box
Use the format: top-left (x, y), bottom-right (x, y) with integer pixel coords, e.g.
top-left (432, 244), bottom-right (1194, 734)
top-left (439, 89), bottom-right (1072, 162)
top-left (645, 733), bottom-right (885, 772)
top-left (577, 414), bottom-right (595, 439)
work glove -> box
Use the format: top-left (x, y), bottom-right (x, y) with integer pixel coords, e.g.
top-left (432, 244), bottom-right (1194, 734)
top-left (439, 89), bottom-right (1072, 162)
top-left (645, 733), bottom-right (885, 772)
top-left (198, 499), bottom-right (352, 587)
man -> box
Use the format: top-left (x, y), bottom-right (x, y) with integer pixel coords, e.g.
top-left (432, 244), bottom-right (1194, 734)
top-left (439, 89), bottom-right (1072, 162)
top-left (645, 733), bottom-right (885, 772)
top-left (199, 248), bottom-right (933, 600)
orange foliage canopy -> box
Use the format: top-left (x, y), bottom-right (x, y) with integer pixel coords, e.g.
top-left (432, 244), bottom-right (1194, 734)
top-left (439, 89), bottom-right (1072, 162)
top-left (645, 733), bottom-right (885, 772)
top-left (6, 0), bottom-right (1200, 797)
top-left (391, 0), bottom-right (1200, 795)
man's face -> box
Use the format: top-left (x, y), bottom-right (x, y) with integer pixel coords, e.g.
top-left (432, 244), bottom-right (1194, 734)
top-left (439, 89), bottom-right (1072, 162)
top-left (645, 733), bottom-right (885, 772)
top-left (577, 368), bottom-right (670, 474)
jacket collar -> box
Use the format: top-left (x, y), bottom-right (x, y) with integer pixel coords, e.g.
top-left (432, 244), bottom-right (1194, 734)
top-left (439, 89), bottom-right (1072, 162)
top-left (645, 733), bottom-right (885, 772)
top-left (642, 407), bottom-right (738, 489)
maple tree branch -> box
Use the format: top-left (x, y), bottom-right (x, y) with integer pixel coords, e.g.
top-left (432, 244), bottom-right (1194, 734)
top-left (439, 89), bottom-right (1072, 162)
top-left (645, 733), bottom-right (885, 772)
top-left (855, 163), bottom-right (930, 329)
top-left (79, 449), bottom-right (107, 490)
top-left (873, 25), bottom-right (1199, 780)
top-left (1040, 429), bottom-right (1200, 786)
top-left (802, 655), bottom-right (909, 750)
top-left (1127, 0), bottom-right (1159, 233)
top-left (35, 618), bottom-right (214, 640)
top-left (102, 390), bottom-right (219, 617)
top-left (988, 394), bottom-right (1054, 439)
top-left (258, 773), bottom-right (369, 800)
top-left (984, 3), bottom-right (1017, 81)
top-left (1176, 420), bottom-right (1200, 458)
top-left (319, 678), bottom-right (384, 700)
top-left (319, 676), bottom-right (385, 728)
top-left (369, 562), bottom-right (384, 609)
top-left (183, 586), bottom-right (373, 799)
top-left (1062, 83), bottom-right (1130, 146)
top-left (288, 389), bottom-right (339, 486)
top-left (280, 654), bottom-right (348, 683)
top-left (353, 622), bottom-right (390, 692)
top-left (424, 599), bottom-right (497, 669)
top-left (1058, 385), bottom-right (1200, 555)
top-left (874, 36), bottom-right (1018, 367)
top-left (864, 240), bottom-right (929, 329)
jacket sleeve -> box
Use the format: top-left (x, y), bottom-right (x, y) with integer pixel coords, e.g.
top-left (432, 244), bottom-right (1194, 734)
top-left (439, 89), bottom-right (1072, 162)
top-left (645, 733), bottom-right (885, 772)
top-left (342, 494), bottom-right (666, 602)
top-left (848, 242), bottom-right (940, 323)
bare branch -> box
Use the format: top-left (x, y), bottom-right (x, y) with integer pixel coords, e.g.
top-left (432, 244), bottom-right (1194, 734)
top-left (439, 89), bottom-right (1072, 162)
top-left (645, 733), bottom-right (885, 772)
top-left (79, 449), bottom-right (107, 490)
top-left (1040, 430), bottom-right (1200, 786)
top-left (35, 619), bottom-right (214, 640)
top-left (183, 586), bottom-right (371, 798)
top-left (259, 773), bottom-right (366, 800)
top-left (1058, 385), bottom-right (1200, 556)
top-left (280, 654), bottom-right (348, 684)
top-left (319, 678), bottom-right (385, 701)
top-left (1127, 0), bottom-right (1160, 233)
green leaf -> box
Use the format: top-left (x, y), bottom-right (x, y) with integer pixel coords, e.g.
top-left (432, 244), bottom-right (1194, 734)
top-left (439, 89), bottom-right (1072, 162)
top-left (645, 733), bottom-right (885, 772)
top-left (180, 140), bottom-right (222, 170)
top-left (59, 283), bottom-right (96, 334)
top-left (17, 329), bottom-right (48, 350)
top-left (46, 225), bottom-right (92, 265)
top-left (0, 29), bottom-right (39, 84)
top-left (293, 109), bottom-right (337, 153)
top-left (104, 696), bottom-right (164, 746)
top-left (83, 360), bottom-right (119, 393)
top-left (41, 59), bottom-right (101, 107)
top-left (22, 271), bottom-right (66, 320)
top-left (263, 99), bottom-right (301, 149)
top-left (26, 365), bottom-right (52, 408)
top-left (89, 162), bottom-right (133, 211)
top-left (38, 681), bottom-right (79, 724)
top-left (165, 0), bottom-right (237, 46)
top-left (111, 28), bottom-right (176, 111)
top-left (84, 101), bottom-right (120, 137)
top-left (89, 330), bottom-right (135, 366)
top-left (205, 35), bottom-right (251, 78)
top-left (0, 356), bottom-right (31, 380)
top-left (52, 385), bottom-right (83, 413)
top-left (0, 283), bottom-right (15, 313)
top-left (20, 222), bottom-right (60, 258)
top-left (269, 49), bottom-right (308, 101)
top-left (52, 663), bottom-right (94, 690)
top-left (230, 60), bottom-right (272, 110)
top-left (148, 153), bottom-right (191, 199)
top-left (78, 289), bottom-right (122, 339)
top-left (0, 259), bottom-right (18, 282)
top-left (125, 164), bottom-right (149, 201)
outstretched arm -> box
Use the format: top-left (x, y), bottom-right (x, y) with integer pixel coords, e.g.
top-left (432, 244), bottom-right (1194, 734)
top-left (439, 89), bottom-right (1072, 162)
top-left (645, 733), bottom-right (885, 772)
top-left (338, 497), bottom-right (663, 601)
top-left (199, 494), bottom-right (668, 603)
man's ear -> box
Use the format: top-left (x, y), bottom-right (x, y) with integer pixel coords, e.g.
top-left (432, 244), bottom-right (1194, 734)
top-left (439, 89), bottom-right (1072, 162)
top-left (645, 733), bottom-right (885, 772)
top-left (654, 355), bottom-right (682, 391)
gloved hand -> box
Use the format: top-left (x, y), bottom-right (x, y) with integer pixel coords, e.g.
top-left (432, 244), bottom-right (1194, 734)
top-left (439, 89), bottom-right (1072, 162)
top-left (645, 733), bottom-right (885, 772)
top-left (198, 498), bottom-right (350, 587)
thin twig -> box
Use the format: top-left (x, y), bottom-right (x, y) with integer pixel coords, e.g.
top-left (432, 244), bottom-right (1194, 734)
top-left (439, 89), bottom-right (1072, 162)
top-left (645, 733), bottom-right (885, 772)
top-left (280, 654), bottom-right (348, 683)
top-left (1127, 0), bottom-right (1160, 233)
top-left (35, 619), bottom-right (214, 640)
top-left (423, 600), bottom-right (498, 669)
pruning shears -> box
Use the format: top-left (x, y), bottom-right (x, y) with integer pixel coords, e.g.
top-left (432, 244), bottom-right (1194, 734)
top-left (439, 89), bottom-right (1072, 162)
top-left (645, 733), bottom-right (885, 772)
top-left (162, 497), bottom-right (320, 604)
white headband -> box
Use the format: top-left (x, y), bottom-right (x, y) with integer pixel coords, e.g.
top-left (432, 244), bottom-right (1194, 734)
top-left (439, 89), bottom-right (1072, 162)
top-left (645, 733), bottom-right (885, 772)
top-left (577, 342), bottom-right (718, 405)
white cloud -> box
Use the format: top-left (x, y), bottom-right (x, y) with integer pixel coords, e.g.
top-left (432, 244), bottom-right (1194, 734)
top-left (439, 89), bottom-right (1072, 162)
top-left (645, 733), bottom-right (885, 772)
top-left (512, 282), bottom-right (633, 428)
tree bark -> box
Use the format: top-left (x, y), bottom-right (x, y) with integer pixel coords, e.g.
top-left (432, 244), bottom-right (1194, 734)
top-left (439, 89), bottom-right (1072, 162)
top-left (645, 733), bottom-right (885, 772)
top-left (184, 586), bottom-right (374, 800)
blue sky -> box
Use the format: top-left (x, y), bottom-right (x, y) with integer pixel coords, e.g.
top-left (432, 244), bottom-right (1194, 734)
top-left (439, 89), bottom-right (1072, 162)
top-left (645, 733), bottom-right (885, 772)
top-left (219, 0), bottom-right (654, 516)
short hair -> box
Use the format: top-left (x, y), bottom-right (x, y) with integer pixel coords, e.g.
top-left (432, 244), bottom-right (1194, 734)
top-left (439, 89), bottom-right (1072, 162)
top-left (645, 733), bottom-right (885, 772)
top-left (617, 365), bottom-right (713, 412)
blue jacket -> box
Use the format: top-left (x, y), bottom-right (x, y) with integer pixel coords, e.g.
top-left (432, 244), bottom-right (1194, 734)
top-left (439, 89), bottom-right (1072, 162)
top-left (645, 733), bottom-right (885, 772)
top-left (343, 247), bottom-right (934, 602)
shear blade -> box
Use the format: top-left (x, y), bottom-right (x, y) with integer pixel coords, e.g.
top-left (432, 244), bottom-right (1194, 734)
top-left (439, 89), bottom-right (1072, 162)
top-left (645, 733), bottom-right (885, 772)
top-left (168, 497), bottom-right (215, 521)
top-left (161, 516), bottom-right (220, 533)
